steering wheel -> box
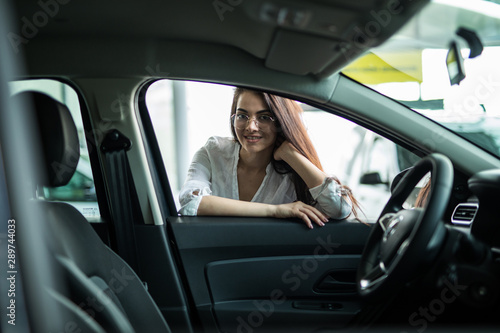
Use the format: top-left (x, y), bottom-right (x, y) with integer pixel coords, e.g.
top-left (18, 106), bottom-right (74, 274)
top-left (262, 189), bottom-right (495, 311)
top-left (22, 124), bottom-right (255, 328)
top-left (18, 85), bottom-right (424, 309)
top-left (357, 153), bottom-right (454, 298)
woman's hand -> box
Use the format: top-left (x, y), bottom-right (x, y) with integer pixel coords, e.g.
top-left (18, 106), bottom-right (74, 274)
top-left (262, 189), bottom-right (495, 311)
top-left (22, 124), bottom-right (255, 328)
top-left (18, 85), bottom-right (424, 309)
top-left (272, 201), bottom-right (329, 229)
top-left (198, 196), bottom-right (329, 229)
top-left (273, 139), bottom-right (297, 161)
top-left (274, 138), bottom-right (327, 190)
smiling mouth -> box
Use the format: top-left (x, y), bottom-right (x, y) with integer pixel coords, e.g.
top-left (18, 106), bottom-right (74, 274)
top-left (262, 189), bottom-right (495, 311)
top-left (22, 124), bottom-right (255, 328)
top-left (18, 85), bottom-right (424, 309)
top-left (244, 136), bottom-right (262, 142)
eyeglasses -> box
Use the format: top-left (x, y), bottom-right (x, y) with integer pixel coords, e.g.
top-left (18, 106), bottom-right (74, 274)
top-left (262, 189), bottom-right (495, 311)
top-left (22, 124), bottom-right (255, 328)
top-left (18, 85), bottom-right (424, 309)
top-left (231, 113), bottom-right (276, 130)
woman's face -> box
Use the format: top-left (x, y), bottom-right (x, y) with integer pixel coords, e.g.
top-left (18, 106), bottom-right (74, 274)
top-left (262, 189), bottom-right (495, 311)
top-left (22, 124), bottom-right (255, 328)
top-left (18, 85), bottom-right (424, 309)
top-left (233, 91), bottom-right (278, 158)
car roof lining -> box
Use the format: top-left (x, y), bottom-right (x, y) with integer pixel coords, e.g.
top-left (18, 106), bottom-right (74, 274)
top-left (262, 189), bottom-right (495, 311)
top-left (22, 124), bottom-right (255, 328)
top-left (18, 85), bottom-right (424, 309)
top-left (14, 0), bottom-right (430, 79)
top-left (22, 38), bottom-right (341, 104)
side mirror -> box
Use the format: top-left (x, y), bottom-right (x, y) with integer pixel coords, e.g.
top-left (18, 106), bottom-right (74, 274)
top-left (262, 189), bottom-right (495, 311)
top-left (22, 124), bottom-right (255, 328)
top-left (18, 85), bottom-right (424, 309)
top-left (360, 171), bottom-right (386, 185)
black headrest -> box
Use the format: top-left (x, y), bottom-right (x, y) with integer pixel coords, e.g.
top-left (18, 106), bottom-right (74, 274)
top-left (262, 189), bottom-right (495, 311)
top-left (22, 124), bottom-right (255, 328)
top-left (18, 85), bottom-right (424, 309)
top-left (16, 91), bottom-right (80, 187)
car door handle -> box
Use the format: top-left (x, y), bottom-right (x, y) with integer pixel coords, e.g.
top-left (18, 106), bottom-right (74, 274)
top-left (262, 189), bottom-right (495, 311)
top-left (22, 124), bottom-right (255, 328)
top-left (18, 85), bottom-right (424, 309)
top-left (314, 270), bottom-right (357, 293)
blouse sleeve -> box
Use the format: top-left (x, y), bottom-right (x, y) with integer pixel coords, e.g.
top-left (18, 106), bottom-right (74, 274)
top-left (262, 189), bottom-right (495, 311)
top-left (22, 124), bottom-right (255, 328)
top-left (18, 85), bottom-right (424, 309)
top-left (309, 177), bottom-right (352, 219)
top-left (178, 144), bottom-right (213, 216)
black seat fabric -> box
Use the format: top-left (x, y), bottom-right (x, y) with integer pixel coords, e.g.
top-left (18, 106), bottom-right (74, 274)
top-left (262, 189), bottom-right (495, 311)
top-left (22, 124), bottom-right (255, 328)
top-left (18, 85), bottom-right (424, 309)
top-left (18, 91), bottom-right (170, 333)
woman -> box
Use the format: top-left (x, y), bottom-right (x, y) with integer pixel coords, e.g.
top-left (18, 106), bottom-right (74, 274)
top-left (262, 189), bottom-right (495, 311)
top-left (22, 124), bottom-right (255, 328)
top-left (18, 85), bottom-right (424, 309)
top-left (179, 88), bottom-right (360, 228)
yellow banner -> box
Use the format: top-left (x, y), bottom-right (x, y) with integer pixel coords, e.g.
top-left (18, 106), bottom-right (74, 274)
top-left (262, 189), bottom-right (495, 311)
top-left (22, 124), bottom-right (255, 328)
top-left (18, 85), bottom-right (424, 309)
top-left (343, 51), bottom-right (423, 84)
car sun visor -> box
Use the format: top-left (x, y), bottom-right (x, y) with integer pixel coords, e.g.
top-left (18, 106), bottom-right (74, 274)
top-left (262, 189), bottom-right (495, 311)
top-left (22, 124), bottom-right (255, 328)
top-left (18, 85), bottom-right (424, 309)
top-left (265, 30), bottom-right (341, 75)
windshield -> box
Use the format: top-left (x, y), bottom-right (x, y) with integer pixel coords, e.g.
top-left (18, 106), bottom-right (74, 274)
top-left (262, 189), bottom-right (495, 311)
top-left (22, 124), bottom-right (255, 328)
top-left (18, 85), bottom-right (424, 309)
top-left (342, 0), bottom-right (500, 158)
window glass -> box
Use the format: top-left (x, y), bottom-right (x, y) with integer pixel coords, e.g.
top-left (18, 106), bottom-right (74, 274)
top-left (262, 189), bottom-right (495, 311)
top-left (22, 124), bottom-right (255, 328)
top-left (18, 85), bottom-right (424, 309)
top-left (146, 80), bottom-right (419, 222)
top-left (9, 79), bottom-right (100, 219)
top-left (340, 0), bottom-right (500, 158)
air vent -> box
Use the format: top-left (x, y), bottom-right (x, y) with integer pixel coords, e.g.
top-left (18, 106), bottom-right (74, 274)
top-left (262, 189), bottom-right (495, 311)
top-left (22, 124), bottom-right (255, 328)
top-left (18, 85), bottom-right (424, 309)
top-left (451, 203), bottom-right (479, 226)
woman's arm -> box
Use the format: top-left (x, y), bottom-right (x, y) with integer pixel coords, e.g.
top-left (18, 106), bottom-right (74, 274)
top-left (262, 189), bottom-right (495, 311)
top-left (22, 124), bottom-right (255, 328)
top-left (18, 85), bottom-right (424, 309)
top-left (274, 140), bottom-right (352, 219)
top-left (198, 196), bottom-right (328, 229)
top-left (273, 140), bottom-right (326, 188)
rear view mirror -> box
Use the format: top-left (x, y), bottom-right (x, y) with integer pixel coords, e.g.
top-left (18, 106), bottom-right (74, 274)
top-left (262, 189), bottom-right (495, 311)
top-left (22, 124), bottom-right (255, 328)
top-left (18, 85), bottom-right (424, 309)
top-left (446, 41), bottom-right (465, 85)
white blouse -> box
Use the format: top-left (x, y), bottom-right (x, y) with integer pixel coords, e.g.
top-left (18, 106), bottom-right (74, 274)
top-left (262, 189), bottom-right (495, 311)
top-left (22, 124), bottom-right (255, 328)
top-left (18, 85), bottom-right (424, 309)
top-left (178, 136), bottom-right (352, 219)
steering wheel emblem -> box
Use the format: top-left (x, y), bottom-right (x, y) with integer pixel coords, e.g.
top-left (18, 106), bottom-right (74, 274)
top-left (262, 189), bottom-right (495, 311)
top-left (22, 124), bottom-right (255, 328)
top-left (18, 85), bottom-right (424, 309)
top-left (382, 214), bottom-right (404, 243)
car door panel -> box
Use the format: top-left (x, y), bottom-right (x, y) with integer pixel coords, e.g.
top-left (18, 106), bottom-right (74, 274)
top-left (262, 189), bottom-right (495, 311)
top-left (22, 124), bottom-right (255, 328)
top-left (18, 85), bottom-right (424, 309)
top-left (206, 256), bottom-right (360, 301)
top-left (168, 217), bottom-right (371, 332)
top-left (207, 255), bottom-right (361, 332)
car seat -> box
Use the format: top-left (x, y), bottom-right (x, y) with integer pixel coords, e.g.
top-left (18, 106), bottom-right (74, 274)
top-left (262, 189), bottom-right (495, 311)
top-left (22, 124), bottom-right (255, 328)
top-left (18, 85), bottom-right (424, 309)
top-left (18, 91), bottom-right (171, 333)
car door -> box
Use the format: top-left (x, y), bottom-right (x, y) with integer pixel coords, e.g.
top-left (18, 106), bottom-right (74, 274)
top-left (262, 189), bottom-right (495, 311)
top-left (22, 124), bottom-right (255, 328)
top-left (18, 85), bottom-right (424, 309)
top-left (167, 216), bottom-right (371, 332)
top-left (139, 79), bottom-right (382, 333)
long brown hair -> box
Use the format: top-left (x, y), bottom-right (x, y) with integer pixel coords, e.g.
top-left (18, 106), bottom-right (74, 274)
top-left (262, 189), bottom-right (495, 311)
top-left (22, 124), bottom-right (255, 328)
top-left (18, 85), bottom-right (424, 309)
top-left (415, 179), bottom-right (431, 208)
top-left (230, 87), bottom-right (362, 219)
